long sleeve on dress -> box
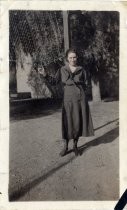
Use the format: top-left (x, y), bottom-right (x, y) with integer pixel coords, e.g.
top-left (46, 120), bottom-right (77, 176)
top-left (42, 66), bottom-right (88, 89)
top-left (44, 69), bottom-right (61, 86)
top-left (71, 68), bottom-right (88, 90)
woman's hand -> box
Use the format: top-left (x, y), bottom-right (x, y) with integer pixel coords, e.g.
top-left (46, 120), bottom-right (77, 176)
top-left (38, 66), bottom-right (47, 77)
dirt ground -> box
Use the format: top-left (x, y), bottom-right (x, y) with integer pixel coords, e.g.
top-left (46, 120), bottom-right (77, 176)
top-left (9, 100), bottom-right (119, 201)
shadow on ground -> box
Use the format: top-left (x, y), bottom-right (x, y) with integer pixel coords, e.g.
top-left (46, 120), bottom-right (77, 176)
top-left (9, 126), bottom-right (119, 201)
top-left (9, 156), bottom-right (75, 201)
top-left (94, 118), bottom-right (119, 131)
top-left (10, 99), bottom-right (62, 122)
top-left (102, 97), bottom-right (119, 102)
top-left (79, 126), bottom-right (119, 156)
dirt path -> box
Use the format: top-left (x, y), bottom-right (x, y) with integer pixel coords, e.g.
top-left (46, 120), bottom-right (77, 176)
top-left (9, 101), bottom-right (119, 201)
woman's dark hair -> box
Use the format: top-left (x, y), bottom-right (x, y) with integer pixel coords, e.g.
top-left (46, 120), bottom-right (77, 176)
top-left (65, 48), bottom-right (79, 62)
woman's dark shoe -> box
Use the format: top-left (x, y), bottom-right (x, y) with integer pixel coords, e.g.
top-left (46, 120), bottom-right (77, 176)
top-left (59, 147), bottom-right (68, 157)
top-left (73, 139), bottom-right (79, 156)
top-left (59, 140), bottom-right (68, 157)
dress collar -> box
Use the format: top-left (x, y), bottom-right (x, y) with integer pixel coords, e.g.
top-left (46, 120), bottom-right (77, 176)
top-left (65, 63), bottom-right (82, 74)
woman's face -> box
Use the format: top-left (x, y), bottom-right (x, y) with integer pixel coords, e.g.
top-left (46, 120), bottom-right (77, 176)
top-left (67, 52), bottom-right (78, 66)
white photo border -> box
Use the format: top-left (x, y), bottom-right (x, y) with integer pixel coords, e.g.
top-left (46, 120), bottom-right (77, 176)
top-left (0, 1), bottom-right (127, 210)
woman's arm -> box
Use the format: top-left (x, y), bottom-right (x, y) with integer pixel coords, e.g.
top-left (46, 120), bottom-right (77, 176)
top-left (38, 67), bottom-right (61, 86)
top-left (45, 70), bottom-right (61, 85)
top-left (82, 68), bottom-right (88, 86)
top-left (60, 67), bottom-right (76, 86)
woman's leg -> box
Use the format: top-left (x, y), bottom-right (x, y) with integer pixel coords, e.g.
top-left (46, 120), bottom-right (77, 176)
top-left (73, 138), bottom-right (79, 156)
top-left (59, 139), bottom-right (69, 157)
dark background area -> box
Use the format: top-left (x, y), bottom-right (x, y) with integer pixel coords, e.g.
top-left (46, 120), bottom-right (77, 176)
top-left (9, 10), bottom-right (119, 101)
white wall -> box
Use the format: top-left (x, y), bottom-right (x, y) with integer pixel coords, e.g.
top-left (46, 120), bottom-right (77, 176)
top-left (16, 49), bottom-right (33, 94)
top-left (16, 48), bottom-right (51, 98)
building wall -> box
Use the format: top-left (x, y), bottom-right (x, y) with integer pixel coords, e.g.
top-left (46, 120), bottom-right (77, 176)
top-left (16, 49), bottom-right (51, 98)
top-left (16, 51), bottom-right (32, 94)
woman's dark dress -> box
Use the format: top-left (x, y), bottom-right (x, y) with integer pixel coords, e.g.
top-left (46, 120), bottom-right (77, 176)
top-left (46, 63), bottom-right (94, 140)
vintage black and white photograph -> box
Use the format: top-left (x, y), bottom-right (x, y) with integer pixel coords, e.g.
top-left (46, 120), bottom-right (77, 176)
top-left (9, 10), bottom-right (119, 201)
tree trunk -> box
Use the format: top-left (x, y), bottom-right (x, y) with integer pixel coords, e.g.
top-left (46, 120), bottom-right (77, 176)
top-left (63, 11), bottom-right (69, 52)
top-left (91, 79), bottom-right (101, 102)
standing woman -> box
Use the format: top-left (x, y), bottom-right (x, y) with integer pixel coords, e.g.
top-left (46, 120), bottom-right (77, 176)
top-left (39, 48), bottom-right (94, 156)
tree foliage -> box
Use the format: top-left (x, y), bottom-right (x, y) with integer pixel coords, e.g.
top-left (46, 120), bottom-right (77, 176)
top-left (9, 11), bottom-right (64, 97)
top-left (10, 10), bottom-right (119, 98)
top-left (10, 11), bottom-right (64, 64)
top-left (69, 11), bottom-right (119, 98)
